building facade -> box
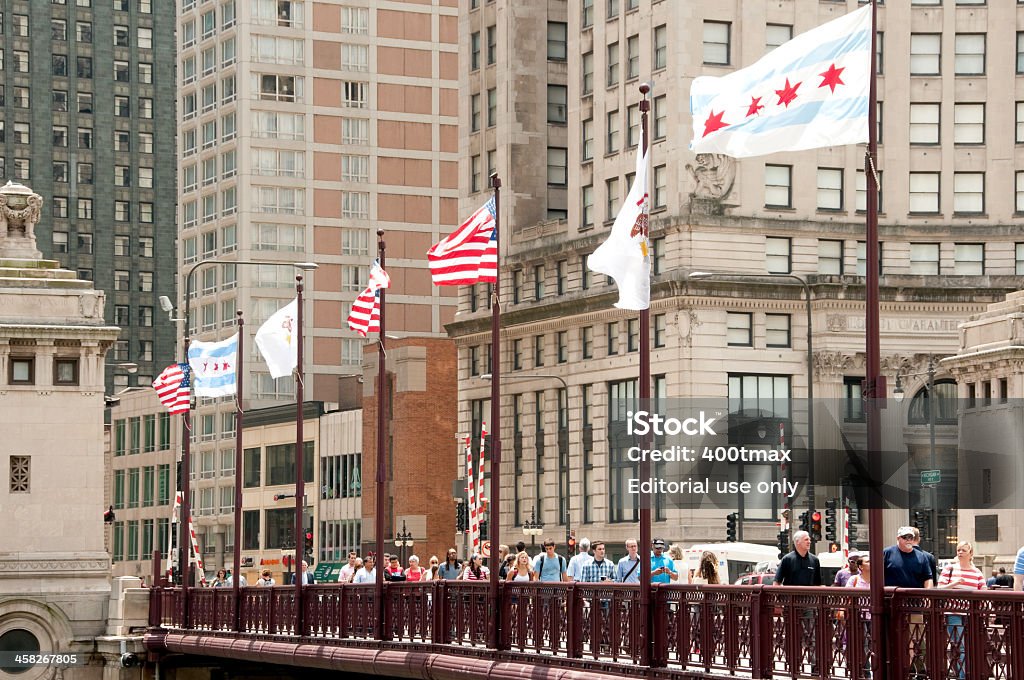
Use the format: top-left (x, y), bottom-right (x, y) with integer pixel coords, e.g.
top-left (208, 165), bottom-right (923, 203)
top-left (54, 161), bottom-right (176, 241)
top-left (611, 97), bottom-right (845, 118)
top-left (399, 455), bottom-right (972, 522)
top-left (175, 0), bottom-right (461, 560)
top-left (0, 0), bottom-right (177, 391)
top-left (451, 0), bottom-right (1024, 560)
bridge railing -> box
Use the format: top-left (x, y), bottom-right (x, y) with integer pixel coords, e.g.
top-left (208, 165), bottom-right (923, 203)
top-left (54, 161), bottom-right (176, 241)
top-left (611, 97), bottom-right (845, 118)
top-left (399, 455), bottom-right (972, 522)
top-left (149, 581), bottom-right (1024, 678)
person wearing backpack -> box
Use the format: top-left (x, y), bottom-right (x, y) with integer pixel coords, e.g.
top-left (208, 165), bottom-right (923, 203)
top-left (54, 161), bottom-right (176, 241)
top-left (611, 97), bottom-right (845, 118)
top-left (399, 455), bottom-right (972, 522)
top-left (615, 538), bottom-right (641, 583)
top-left (532, 539), bottom-right (570, 582)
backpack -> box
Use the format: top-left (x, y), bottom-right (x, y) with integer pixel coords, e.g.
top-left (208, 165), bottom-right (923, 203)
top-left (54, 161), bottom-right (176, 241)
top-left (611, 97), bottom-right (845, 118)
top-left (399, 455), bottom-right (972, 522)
top-left (538, 554), bottom-right (565, 578)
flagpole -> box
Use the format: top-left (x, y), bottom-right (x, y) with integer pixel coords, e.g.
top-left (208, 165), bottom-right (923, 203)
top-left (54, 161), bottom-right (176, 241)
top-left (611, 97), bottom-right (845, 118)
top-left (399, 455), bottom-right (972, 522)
top-left (865, 2), bottom-right (886, 679)
top-left (293, 274), bottom-right (306, 634)
top-left (637, 83), bottom-right (654, 668)
top-left (179, 337), bottom-right (193, 611)
top-left (375, 230), bottom-right (387, 641)
top-left (487, 173), bottom-right (503, 651)
top-left (232, 310), bottom-right (244, 631)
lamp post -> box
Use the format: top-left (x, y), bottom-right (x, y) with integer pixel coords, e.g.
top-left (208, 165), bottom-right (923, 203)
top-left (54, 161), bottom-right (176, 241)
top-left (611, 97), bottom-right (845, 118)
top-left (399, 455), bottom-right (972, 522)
top-left (688, 271), bottom-right (815, 537)
top-left (893, 355), bottom-right (938, 555)
top-left (167, 258), bottom-right (317, 597)
top-left (393, 520), bottom-right (414, 566)
top-left (522, 508), bottom-right (544, 547)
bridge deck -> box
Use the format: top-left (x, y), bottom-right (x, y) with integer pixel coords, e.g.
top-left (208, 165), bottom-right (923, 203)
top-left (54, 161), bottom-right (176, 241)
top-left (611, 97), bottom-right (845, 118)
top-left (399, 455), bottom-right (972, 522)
top-left (145, 582), bottom-right (1024, 679)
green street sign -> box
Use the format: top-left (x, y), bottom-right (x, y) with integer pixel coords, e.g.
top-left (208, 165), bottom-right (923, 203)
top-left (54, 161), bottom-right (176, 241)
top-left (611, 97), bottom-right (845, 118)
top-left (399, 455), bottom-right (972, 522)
top-left (921, 469), bottom-right (941, 486)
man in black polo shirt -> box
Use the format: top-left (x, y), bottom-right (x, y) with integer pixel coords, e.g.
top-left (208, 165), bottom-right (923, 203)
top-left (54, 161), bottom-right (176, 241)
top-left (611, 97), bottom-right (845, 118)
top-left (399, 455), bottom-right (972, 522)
top-left (774, 530), bottom-right (822, 675)
top-left (775, 530), bottom-right (822, 586)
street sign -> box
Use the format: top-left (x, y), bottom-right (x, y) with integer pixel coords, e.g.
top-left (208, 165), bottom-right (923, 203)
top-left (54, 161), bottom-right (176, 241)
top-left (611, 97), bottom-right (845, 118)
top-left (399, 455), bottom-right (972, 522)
top-left (481, 540), bottom-right (491, 558)
top-left (921, 469), bottom-right (941, 486)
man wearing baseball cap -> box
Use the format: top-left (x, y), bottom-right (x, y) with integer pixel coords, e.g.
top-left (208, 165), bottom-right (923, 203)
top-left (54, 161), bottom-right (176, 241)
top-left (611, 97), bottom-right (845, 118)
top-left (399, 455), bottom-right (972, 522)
top-left (883, 526), bottom-right (933, 588)
top-left (832, 551), bottom-right (861, 587)
top-left (650, 538), bottom-right (678, 584)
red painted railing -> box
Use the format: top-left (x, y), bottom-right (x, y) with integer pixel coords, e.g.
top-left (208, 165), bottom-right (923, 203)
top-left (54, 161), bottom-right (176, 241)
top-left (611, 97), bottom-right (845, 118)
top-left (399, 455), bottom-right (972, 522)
top-left (149, 581), bottom-right (1024, 678)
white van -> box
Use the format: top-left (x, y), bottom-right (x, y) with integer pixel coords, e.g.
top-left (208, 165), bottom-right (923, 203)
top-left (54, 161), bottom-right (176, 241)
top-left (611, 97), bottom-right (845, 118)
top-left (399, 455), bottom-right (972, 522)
top-left (681, 542), bottom-right (781, 585)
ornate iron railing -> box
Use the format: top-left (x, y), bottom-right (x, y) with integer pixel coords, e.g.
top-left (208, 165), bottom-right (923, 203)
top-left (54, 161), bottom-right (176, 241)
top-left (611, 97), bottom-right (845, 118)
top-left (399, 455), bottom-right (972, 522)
top-left (149, 582), bottom-right (1024, 678)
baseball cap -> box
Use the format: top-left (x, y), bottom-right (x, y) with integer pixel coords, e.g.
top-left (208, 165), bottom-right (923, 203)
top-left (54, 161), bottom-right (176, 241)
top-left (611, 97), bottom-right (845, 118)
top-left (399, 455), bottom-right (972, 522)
top-left (652, 538), bottom-right (666, 548)
top-left (847, 551), bottom-right (861, 560)
top-left (897, 526), bottom-right (916, 539)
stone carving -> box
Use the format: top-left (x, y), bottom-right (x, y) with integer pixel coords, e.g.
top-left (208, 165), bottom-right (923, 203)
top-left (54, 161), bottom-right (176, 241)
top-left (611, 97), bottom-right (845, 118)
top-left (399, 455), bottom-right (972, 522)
top-left (686, 154), bottom-right (736, 215)
top-left (826, 315), bottom-right (848, 332)
top-left (813, 350), bottom-right (855, 378)
top-left (673, 309), bottom-right (702, 347)
top-left (0, 181), bottom-right (43, 259)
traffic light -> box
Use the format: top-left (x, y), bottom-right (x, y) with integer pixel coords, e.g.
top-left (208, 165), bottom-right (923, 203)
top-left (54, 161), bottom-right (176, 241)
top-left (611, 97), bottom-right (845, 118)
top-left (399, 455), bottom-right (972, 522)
top-left (848, 521), bottom-right (859, 549)
top-left (776, 530), bottom-right (789, 559)
top-left (799, 510), bottom-right (811, 533)
top-left (824, 499), bottom-right (838, 543)
top-left (726, 512), bottom-right (738, 542)
top-left (912, 510), bottom-right (928, 539)
top-left (567, 528), bottom-right (576, 553)
top-left (304, 530), bottom-right (315, 565)
top-left (456, 502), bottom-right (467, 533)
top-left (479, 519), bottom-right (488, 541)
top-left (810, 510), bottom-right (822, 543)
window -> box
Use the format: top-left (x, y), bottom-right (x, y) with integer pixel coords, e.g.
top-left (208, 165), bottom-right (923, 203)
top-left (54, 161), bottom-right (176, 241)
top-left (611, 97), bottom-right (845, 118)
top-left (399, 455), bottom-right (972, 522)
top-left (627, 104), bottom-right (640, 147)
top-left (607, 322), bottom-right (619, 355)
top-left (606, 109), bottom-right (619, 154)
top-left (954, 34), bottom-right (985, 75)
top-left (704, 21), bottom-right (730, 65)
top-left (582, 51), bottom-right (594, 95)
top-left (52, 18), bottom-right (67, 40)
top-left (607, 42), bottom-right (619, 86)
top-left (608, 378), bottom-right (639, 523)
top-left (257, 74), bottom-right (301, 102)
top-left (653, 94), bottom-right (667, 140)
top-left (910, 34), bottom-right (940, 75)
top-left (533, 264), bottom-right (545, 300)
top-left (487, 88), bottom-right (497, 127)
top-left (817, 168), bottom-right (843, 211)
top-left (654, 25), bottom-right (667, 70)
top-left (10, 357), bottom-right (35, 384)
top-left (10, 456), bottom-right (30, 493)
top-left (765, 24), bottom-right (792, 53)
top-left (582, 0), bottom-right (593, 27)
top-left (909, 243), bottom-right (940, 275)
top-left (1016, 173), bottom-right (1024, 214)
top-left (818, 240), bottom-right (844, 275)
top-left (13, 87), bottom-right (30, 109)
top-left (856, 169), bottom-right (882, 213)
top-left (909, 172), bottom-right (940, 213)
top-left (53, 198), bottom-right (68, 218)
top-left (765, 165), bottom-right (792, 208)
top-left (581, 326), bottom-right (593, 359)
top-left (548, 22), bottom-right (567, 61)
top-left (114, 24), bottom-right (129, 47)
top-left (342, 81), bottom-right (366, 108)
top-left (547, 147), bottom-right (567, 186)
top-left (954, 172), bottom-right (984, 214)
top-left (1016, 243), bottom-right (1024, 274)
top-left (76, 56), bottom-right (92, 78)
top-left (53, 90), bottom-right (69, 112)
top-left (77, 233), bottom-right (93, 254)
top-left (581, 184), bottom-right (594, 226)
top-left (954, 243), bottom-right (984, 275)
top-left (909, 103), bottom-right (940, 145)
top-left (76, 22), bottom-right (92, 43)
top-left (654, 314), bottom-right (667, 348)
top-left (138, 27), bottom-right (152, 49)
top-left (469, 30), bottom-right (482, 71)
top-left (765, 314), bottom-right (791, 348)
top-left (342, 6), bottom-right (368, 33)
top-left (1018, 33), bottom-right (1024, 74)
top-left (77, 198), bottom-right (93, 220)
top-left (53, 232), bottom-right (69, 253)
top-left (470, 94), bottom-right (480, 132)
top-left (626, 318), bottom-right (640, 352)
top-left (653, 165), bottom-right (667, 209)
top-left (626, 34), bottom-right (640, 80)
top-left (727, 312), bottom-right (752, 346)
top-left (487, 25), bottom-right (496, 64)
top-left (13, 123), bottom-right (30, 146)
top-left (953, 103), bottom-right (984, 144)
top-left (766, 237), bottom-right (791, 274)
top-left (843, 377), bottom-right (864, 422)
top-left (53, 54), bottom-right (69, 76)
top-left (557, 331), bottom-right (568, 363)
top-left (605, 177), bottom-right (619, 220)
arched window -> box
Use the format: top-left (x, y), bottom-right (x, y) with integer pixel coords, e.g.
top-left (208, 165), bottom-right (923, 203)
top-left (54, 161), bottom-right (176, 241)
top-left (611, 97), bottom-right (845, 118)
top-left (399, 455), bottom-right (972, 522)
top-left (907, 379), bottom-right (958, 425)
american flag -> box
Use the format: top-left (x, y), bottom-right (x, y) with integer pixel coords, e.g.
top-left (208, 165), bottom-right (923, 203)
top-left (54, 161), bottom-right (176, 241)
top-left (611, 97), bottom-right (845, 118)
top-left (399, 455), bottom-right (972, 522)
top-left (427, 197), bottom-right (497, 286)
top-left (152, 363), bottom-right (191, 415)
top-left (347, 260), bottom-right (390, 337)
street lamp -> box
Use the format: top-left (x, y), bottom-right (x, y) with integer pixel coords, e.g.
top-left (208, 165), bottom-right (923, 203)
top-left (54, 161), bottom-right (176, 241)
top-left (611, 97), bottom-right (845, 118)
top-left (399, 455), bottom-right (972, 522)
top-left (165, 258), bottom-right (317, 608)
top-left (893, 355), bottom-right (939, 554)
top-left (393, 520), bottom-right (414, 565)
top-left (522, 508), bottom-right (544, 547)
top-left (688, 271), bottom-right (816, 534)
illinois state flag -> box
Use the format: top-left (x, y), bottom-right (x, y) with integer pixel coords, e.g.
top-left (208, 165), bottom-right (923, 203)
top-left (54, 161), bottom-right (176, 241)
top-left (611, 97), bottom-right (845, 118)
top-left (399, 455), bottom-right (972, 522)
top-left (690, 4), bottom-right (871, 158)
top-left (188, 334), bottom-right (238, 397)
top-left (254, 298), bottom-right (298, 378)
top-left (347, 261), bottom-right (391, 337)
top-left (427, 197), bottom-right (497, 286)
top-left (587, 146), bottom-right (650, 311)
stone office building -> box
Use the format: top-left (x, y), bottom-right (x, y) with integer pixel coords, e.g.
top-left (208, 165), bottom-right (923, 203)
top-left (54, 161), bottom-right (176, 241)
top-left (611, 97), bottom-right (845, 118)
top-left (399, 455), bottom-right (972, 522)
top-left (451, 0), bottom-right (1024, 558)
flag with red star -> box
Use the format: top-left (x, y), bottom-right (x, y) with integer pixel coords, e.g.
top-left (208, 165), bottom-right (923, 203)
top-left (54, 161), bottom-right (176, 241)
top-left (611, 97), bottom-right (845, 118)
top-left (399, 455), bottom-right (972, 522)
top-left (690, 4), bottom-right (871, 158)
top-left (187, 333), bottom-right (239, 397)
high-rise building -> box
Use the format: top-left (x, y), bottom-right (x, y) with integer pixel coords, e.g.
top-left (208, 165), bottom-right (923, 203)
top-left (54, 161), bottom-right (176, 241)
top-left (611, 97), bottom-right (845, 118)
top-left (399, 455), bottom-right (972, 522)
top-left (176, 0), bottom-right (460, 573)
top-left (0, 0), bottom-right (177, 390)
top-left (452, 0), bottom-right (1024, 558)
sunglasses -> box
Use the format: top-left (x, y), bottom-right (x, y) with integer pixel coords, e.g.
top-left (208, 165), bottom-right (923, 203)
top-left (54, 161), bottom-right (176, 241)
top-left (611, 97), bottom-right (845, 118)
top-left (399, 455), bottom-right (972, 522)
top-left (899, 534), bottom-right (915, 540)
